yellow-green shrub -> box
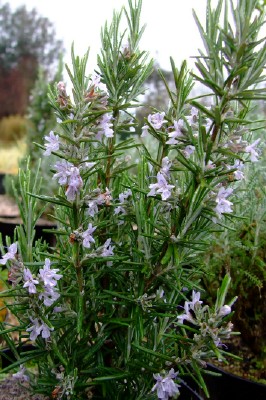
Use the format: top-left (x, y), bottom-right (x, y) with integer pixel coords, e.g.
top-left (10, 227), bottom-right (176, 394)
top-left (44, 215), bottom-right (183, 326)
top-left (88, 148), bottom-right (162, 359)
top-left (0, 115), bottom-right (28, 143)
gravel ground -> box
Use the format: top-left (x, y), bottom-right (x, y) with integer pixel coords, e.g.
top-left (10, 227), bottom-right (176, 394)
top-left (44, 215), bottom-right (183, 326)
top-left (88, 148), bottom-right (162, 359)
top-left (0, 376), bottom-right (49, 400)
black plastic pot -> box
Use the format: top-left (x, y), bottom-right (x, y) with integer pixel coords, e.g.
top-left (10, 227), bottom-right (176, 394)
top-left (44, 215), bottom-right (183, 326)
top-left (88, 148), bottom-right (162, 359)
top-left (0, 173), bottom-right (5, 194)
top-left (0, 217), bottom-right (57, 248)
top-left (201, 363), bottom-right (266, 400)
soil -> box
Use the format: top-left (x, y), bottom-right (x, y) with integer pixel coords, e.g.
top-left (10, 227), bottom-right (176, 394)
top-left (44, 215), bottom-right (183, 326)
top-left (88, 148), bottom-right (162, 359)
top-left (210, 335), bottom-right (266, 384)
top-left (0, 376), bottom-right (49, 400)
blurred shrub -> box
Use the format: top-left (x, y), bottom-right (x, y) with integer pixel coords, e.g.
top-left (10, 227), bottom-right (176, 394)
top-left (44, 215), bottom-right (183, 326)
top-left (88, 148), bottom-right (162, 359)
top-left (203, 139), bottom-right (266, 356)
top-left (0, 138), bottom-right (27, 174)
top-left (0, 115), bottom-right (28, 143)
top-left (3, 60), bottom-right (63, 208)
top-left (26, 61), bottom-right (63, 161)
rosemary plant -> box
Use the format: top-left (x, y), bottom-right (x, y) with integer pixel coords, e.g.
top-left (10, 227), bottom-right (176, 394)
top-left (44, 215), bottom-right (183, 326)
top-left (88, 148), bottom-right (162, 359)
top-left (0, 0), bottom-right (265, 399)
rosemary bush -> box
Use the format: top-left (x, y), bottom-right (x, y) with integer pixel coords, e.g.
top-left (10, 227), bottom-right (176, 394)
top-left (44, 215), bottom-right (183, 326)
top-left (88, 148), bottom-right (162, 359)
top-left (0, 1), bottom-right (265, 399)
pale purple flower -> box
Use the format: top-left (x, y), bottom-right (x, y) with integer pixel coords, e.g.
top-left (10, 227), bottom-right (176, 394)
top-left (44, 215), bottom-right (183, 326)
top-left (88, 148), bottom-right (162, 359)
top-left (53, 161), bottom-right (83, 201)
top-left (96, 113), bottom-right (114, 140)
top-left (177, 291), bottom-right (202, 324)
top-left (205, 160), bottom-right (215, 170)
top-left (148, 172), bottom-right (175, 201)
top-left (218, 305), bottom-right (231, 317)
top-left (114, 189), bottom-right (132, 215)
top-left (91, 72), bottom-right (108, 92)
top-left (53, 160), bottom-right (73, 185)
top-left (53, 306), bottom-right (65, 313)
top-left (141, 124), bottom-right (149, 137)
top-left (38, 258), bottom-right (62, 287)
top-left (26, 318), bottom-right (53, 341)
top-left (12, 365), bottom-right (29, 382)
top-left (230, 160), bottom-right (244, 180)
top-left (183, 145), bottom-right (195, 158)
top-left (152, 369), bottom-right (181, 400)
top-left (97, 188), bottom-right (112, 205)
top-left (82, 223), bottom-right (97, 248)
top-left (121, 41), bottom-right (130, 56)
top-left (85, 189), bottom-right (112, 217)
top-left (0, 242), bottom-right (17, 265)
top-left (148, 112), bottom-right (167, 130)
top-left (23, 268), bottom-right (39, 294)
top-left (245, 138), bottom-right (261, 162)
top-left (39, 285), bottom-right (60, 306)
top-left (177, 301), bottom-right (194, 324)
top-left (114, 205), bottom-right (126, 215)
top-left (65, 166), bottom-right (83, 201)
top-left (101, 238), bottom-right (114, 257)
top-left (160, 157), bottom-right (172, 178)
top-left (43, 131), bottom-right (60, 156)
top-left (166, 120), bottom-right (184, 145)
top-left (57, 81), bottom-right (67, 96)
top-left (187, 106), bottom-right (198, 125)
top-left (87, 200), bottom-right (99, 217)
top-left (188, 290), bottom-right (202, 311)
top-left (156, 287), bottom-right (165, 299)
top-left (118, 189), bottom-right (132, 203)
top-left (215, 187), bottom-right (234, 218)
top-left (82, 160), bottom-right (96, 170)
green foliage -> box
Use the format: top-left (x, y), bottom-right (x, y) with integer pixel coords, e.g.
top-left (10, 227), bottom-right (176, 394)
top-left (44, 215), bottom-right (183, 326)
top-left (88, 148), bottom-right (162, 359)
top-left (27, 60), bottom-right (64, 160)
top-left (97, 0), bottom-right (153, 109)
top-left (203, 153), bottom-right (266, 355)
top-left (3, 61), bottom-right (64, 213)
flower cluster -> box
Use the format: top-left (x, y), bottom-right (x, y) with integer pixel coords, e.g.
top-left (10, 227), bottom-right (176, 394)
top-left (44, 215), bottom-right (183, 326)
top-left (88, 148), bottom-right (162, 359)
top-left (152, 369), bottom-right (181, 400)
top-left (177, 290), bottom-right (234, 352)
top-left (0, 245), bottom-right (62, 341)
top-left (214, 187), bottom-right (234, 219)
top-left (148, 157), bottom-right (175, 201)
top-left (114, 188), bottom-right (132, 217)
top-left (43, 130), bottom-right (60, 156)
top-left (0, 242), bottom-right (17, 265)
top-left (53, 160), bottom-right (83, 202)
top-left (141, 112), bottom-right (166, 137)
top-left (85, 188), bottom-right (112, 217)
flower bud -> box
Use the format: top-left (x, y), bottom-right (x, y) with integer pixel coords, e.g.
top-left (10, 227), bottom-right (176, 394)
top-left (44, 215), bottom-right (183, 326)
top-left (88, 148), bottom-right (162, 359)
top-left (218, 305), bottom-right (231, 317)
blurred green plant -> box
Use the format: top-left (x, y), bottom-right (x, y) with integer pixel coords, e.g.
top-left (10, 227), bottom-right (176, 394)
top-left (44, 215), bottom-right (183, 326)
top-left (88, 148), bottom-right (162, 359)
top-left (27, 59), bottom-right (64, 162)
top-left (0, 115), bottom-right (28, 143)
top-left (203, 152), bottom-right (266, 357)
top-left (4, 60), bottom-right (64, 216)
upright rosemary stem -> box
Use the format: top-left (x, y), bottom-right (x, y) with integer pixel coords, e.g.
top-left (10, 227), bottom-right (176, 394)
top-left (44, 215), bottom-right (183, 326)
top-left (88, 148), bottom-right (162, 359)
top-left (72, 200), bottom-right (84, 335)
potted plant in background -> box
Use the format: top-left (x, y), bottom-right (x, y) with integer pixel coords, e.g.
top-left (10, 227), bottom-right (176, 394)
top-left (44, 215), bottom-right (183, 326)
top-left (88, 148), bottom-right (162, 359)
top-left (0, 0), bottom-right (265, 399)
